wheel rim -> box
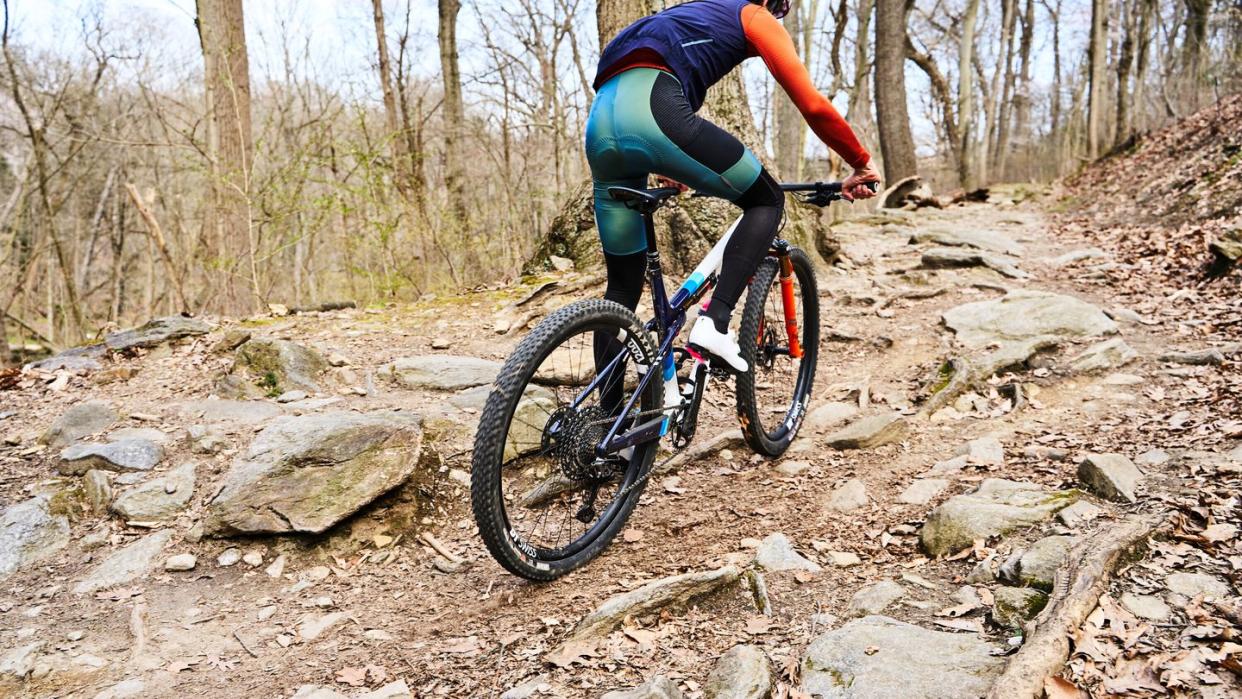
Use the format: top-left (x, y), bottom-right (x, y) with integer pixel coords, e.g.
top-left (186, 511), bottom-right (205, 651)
top-left (750, 262), bottom-right (814, 442)
top-left (493, 324), bottom-right (652, 561)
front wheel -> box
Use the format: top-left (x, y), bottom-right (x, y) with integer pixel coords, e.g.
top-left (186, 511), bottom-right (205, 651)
top-left (735, 246), bottom-right (820, 456)
top-left (470, 299), bottom-right (663, 581)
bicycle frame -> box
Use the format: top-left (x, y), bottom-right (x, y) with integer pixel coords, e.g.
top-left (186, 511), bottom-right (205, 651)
top-left (566, 181), bottom-right (846, 459)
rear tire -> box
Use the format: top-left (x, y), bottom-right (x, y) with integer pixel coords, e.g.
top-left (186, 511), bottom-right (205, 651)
top-left (735, 246), bottom-right (820, 456)
top-left (470, 299), bottom-right (662, 581)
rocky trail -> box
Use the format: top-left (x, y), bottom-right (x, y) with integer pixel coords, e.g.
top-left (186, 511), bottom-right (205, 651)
top-left (0, 183), bottom-right (1239, 699)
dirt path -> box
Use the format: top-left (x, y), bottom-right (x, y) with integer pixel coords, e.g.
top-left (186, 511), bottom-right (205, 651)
top-left (0, 189), bottom-right (1237, 699)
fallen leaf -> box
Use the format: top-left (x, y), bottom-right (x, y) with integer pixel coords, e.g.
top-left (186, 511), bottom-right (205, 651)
top-left (661, 476), bottom-right (686, 494)
top-left (335, 666), bottom-right (367, 687)
top-left (622, 529), bottom-right (644, 543)
top-left (441, 636), bottom-right (482, 654)
top-left (1200, 523), bottom-right (1238, 543)
top-left (863, 645), bottom-right (880, 656)
top-left (745, 616), bottom-right (774, 635)
top-left (1043, 676), bottom-right (1088, 699)
top-left (544, 638), bottom-right (599, 668)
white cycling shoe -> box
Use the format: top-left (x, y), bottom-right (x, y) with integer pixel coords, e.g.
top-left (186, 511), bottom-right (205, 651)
top-left (688, 316), bottom-right (748, 373)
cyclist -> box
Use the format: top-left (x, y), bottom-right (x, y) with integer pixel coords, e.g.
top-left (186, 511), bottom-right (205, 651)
top-left (587, 0), bottom-right (879, 372)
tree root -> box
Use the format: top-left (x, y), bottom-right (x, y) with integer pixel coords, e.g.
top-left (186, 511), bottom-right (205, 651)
top-left (985, 513), bottom-right (1165, 699)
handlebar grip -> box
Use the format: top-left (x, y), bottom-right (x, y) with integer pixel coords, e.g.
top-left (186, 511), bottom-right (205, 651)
top-left (866, 181), bottom-right (879, 193)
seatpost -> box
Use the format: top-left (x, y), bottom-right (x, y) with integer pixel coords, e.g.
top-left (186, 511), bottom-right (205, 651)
top-left (642, 211), bottom-right (669, 336)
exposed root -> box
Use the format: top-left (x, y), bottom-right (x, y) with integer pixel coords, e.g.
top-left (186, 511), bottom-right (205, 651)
top-left (985, 513), bottom-right (1165, 699)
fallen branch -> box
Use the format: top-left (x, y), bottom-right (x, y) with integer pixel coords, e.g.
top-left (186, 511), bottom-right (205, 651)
top-left (124, 183), bottom-right (190, 313)
top-left (289, 301), bottom-right (356, 314)
top-left (986, 513), bottom-right (1165, 699)
top-left (419, 531), bottom-right (464, 564)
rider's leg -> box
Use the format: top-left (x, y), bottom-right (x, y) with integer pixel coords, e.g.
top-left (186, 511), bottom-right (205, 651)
top-left (701, 168), bottom-right (783, 333)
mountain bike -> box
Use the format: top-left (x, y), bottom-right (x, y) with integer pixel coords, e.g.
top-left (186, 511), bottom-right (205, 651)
top-left (471, 181), bottom-right (866, 580)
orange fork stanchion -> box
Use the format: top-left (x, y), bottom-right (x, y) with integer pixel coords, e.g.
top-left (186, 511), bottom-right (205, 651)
top-left (779, 255), bottom-right (803, 359)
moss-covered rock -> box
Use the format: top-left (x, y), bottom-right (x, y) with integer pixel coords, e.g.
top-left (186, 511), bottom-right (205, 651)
top-left (920, 479), bottom-right (1080, 557)
top-left (991, 586), bottom-right (1048, 628)
top-left (220, 338), bottom-right (327, 398)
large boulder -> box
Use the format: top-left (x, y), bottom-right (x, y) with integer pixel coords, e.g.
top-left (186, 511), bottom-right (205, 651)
top-left (0, 496), bottom-right (70, 579)
top-left (203, 412), bottom-right (425, 535)
top-left (379, 355), bottom-right (502, 391)
top-left (111, 462), bottom-right (197, 521)
top-left (73, 531), bottom-right (172, 594)
top-left (40, 401), bottom-right (117, 448)
top-left (448, 384), bottom-right (557, 460)
top-left (920, 479), bottom-right (1079, 557)
top-left (942, 290), bottom-right (1118, 349)
top-left (221, 338), bottom-right (328, 397)
top-left (801, 616), bottom-right (1004, 698)
top-left (704, 645), bottom-right (772, 699)
top-left (58, 439), bottom-right (164, 475)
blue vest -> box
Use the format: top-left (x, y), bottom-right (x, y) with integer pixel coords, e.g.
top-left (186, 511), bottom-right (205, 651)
top-left (595, 0), bottom-right (752, 112)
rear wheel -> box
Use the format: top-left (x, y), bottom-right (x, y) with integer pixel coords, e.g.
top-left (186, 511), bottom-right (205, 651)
top-left (470, 300), bottom-right (663, 581)
top-left (735, 246), bottom-right (819, 456)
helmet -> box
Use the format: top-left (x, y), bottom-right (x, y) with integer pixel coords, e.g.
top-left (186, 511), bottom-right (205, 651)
top-left (755, 0), bottom-right (791, 19)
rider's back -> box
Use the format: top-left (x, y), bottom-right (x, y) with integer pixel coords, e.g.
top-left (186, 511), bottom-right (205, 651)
top-left (595, 0), bottom-right (751, 112)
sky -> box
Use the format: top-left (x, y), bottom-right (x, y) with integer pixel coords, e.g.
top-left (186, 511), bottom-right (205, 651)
top-left (7, 0), bottom-right (1097, 158)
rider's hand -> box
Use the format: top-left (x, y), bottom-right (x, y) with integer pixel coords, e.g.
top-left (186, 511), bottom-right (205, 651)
top-left (654, 175), bottom-right (689, 192)
top-left (841, 160), bottom-right (881, 201)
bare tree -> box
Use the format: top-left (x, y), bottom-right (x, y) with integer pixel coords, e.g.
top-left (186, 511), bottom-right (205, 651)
top-left (873, 0), bottom-right (917, 182)
top-left (1086, 0), bottom-right (1108, 157)
top-left (196, 0), bottom-right (255, 313)
top-left (439, 0), bottom-right (470, 227)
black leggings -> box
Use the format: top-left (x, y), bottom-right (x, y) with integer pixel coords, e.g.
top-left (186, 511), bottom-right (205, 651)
top-left (602, 168), bottom-right (784, 332)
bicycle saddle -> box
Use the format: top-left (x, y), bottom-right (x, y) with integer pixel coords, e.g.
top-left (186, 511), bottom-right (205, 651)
top-left (607, 186), bottom-right (682, 214)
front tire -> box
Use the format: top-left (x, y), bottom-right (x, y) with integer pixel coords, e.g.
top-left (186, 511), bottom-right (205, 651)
top-left (735, 247), bottom-right (820, 456)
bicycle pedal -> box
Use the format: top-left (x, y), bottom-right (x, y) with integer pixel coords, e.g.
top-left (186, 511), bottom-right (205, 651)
top-left (709, 366), bottom-right (734, 380)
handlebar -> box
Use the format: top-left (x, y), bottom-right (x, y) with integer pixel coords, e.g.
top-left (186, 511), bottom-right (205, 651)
top-left (691, 180), bottom-right (877, 207)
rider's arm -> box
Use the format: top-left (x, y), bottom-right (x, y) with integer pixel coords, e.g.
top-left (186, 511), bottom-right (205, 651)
top-left (741, 4), bottom-right (871, 169)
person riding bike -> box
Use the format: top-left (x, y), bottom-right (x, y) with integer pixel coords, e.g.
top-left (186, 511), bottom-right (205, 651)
top-left (587, 0), bottom-right (880, 373)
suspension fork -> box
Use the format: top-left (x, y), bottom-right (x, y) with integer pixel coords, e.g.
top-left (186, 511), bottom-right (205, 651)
top-left (777, 249), bottom-right (803, 359)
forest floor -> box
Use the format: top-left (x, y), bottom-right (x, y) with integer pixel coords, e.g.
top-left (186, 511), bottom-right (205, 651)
top-left (0, 108), bottom-right (1240, 699)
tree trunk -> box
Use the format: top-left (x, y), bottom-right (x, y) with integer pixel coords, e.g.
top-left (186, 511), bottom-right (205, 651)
top-left (1132, 0), bottom-right (1157, 134)
top-left (956, 0), bottom-right (981, 189)
top-left (372, 0), bottom-right (415, 199)
top-left (773, 3), bottom-right (805, 179)
top-left (991, 0), bottom-right (1018, 175)
top-left (873, 0), bottom-right (917, 183)
top-left (1113, 0), bottom-right (1137, 148)
top-left (438, 0), bottom-right (470, 227)
top-left (196, 0), bottom-right (255, 314)
top-left (1182, 0), bottom-right (1211, 100)
top-left (1086, 0), bottom-right (1108, 158)
top-left (846, 0), bottom-right (875, 136)
top-left (1012, 0), bottom-right (1036, 149)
